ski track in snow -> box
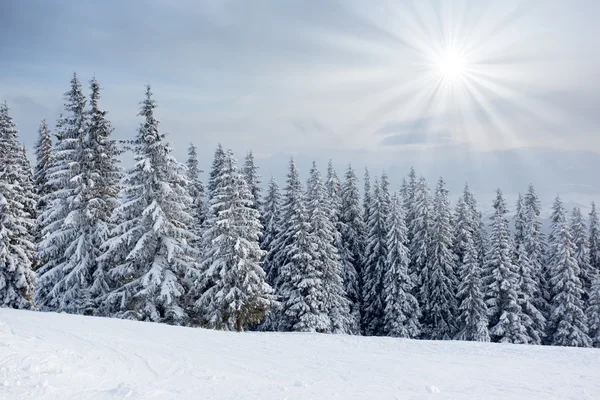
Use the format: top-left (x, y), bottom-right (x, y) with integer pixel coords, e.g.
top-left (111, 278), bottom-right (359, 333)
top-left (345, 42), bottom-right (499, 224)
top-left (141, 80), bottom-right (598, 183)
top-left (0, 309), bottom-right (599, 399)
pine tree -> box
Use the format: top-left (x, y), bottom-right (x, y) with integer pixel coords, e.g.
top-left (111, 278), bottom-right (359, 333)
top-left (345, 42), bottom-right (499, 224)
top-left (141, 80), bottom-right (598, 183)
top-left (186, 143), bottom-right (206, 246)
top-left (340, 164), bottom-right (364, 334)
top-left (546, 196), bottom-right (591, 347)
top-left (586, 271), bottom-right (600, 347)
top-left (362, 175), bottom-right (390, 336)
top-left (571, 207), bottom-right (594, 301)
top-left (409, 176), bottom-right (430, 292)
top-left (420, 177), bottom-right (457, 339)
top-left (34, 120), bottom-right (53, 205)
top-left (484, 189), bottom-right (529, 344)
top-left (243, 151), bottom-right (261, 212)
top-left (514, 193), bottom-right (526, 251)
top-left (195, 149), bottom-right (273, 331)
top-left (307, 162), bottom-right (351, 333)
top-left (0, 102), bottom-right (36, 309)
top-left (36, 73), bottom-right (91, 312)
top-left (363, 167), bottom-right (371, 224)
top-left (589, 202), bottom-right (600, 275)
top-left (382, 193), bottom-right (421, 338)
top-left (456, 229), bottom-right (489, 342)
top-left (261, 176), bottom-right (281, 286)
top-left (207, 143), bottom-right (225, 201)
top-left (403, 167), bottom-right (418, 243)
top-left (100, 85), bottom-right (194, 324)
top-left (276, 160), bottom-right (328, 332)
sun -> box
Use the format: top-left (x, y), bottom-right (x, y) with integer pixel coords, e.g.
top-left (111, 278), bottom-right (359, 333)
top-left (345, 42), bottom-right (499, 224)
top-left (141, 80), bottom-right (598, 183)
top-left (435, 48), bottom-right (468, 82)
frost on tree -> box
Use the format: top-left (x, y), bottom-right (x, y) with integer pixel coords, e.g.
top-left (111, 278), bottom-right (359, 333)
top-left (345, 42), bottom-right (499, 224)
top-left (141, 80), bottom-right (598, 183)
top-left (589, 202), bottom-right (600, 275)
top-left (340, 164), bottom-right (365, 334)
top-left (484, 189), bottom-right (529, 344)
top-left (195, 149), bottom-right (273, 331)
top-left (33, 119), bottom-right (53, 254)
top-left (186, 143), bottom-right (206, 247)
top-left (409, 176), bottom-right (430, 296)
top-left (586, 272), bottom-right (600, 347)
top-left (276, 160), bottom-right (329, 332)
top-left (100, 85), bottom-right (194, 325)
top-left (36, 76), bottom-right (121, 315)
top-left (0, 102), bottom-right (36, 309)
top-left (207, 143), bottom-right (225, 201)
top-left (36, 73), bottom-right (93, 313)
top-left (383, 193), bottom-right (421, 338)
top-left (570, 207), bottom-right (594, 302)
top-left (307, 162), bottom-right (351, 334)
top-left (420, 177), bottom-right (457, 340)
top-left (362, 175), bottom-right (390, 336)
top-left (546, 197), bottom-right (591, 347)
top-left (260, 176), bottom-right (281, 286)
top-left (243, 151), bottom-right (262, 212)
top-left (403, 167), bottom-right (418, 244)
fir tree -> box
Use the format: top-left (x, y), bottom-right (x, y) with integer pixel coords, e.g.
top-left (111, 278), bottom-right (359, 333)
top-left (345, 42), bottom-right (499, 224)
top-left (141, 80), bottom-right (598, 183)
top-left (0, 102), bottom-right (36, 309)
top-left (589, 202), bottom-right (600, 275)
top-left (243, 151), bottom-right (261, 211)
top-left (307, 162), bottom-right (351, 333)
top-left (382, 193), bottom-right (421, 338)
top-left (571, 207), bottom-right (594, 301)
top-left (586, 271), bottom-right (600, 347)
top-left (484, 189), bottom-right (529, 344)
top-left (36, 73), bottom-right (91, 312)
top-left (195, 149), bottom-right (273, 331)
top-left (420, 177), bottom-right (457, 340)
top-left (546, 196), bottom-right (591, 347)
top-left (207, 143), bottom-right (225, 201)
top-left (363, 167), bottom-right (371, 224)
top-left (456, 229), bottom-right (489, 342)
top-left (186, 143), bottom-right (206, 246)
top-left (403, 167), bottom-right (418, 243)
top-left (261, 176), bottom-right (281, 286)
top-left (340, 164), bottom-right (365, 334)
top-left (34, 120), bottom-right (53, 204)
top-left (362, 177), bottom-right (389, 335)
top-left (100, 85), bottom-right (194, 324)
top-left (409, 176), bottom-right (431, 301)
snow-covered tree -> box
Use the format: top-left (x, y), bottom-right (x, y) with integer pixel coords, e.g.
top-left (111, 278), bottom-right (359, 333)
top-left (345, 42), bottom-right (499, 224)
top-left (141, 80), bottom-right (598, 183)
top-left (261, 176), bottom-right (281, 285)
top-left (456, 229), bottom-right (489, 342)
top-left (186, 143), bottom-right (205, 246)
top-left (276, 160), bottom-right (329, 332)
top-left (589, 202), bottom-right (600, 275)
top-left (307, 162), bottom-right (351, 333)
top-left (363, 167), bottom-right (371, 224)
top-left (243, 151), bottom-right (261, 212)
top-left (586, 271), bottom-right (600, 347)
top-left (207, 143), bottom-right (225, 202)
top-left (454, 184), bottom-right (478, 275)
top-left (382, 193), bottom-right (420, 338)
top-left (100, 85), bottom-right (194, 324)
top-left (571, 207), bottom-right (594, 301)
top-left (340, 164), bottom-right (364, 334)
top-left (484, 189), bottom-right (529, 344)
top-left (34, 120), bottom-right (53, 203)
top-left (409, 176), bottom-right (430, 291)
top-left (0, 102), bottom-right (36, 309)
top-left (546, 196), bottom-right (590, 347)
top-left (420, 177), bottom-right (457, 340)
top-left (403, 167), bottom-right (418, 242)
top-left (36, 73), bottom-right (91, 313)
top-left (194, 149), bottom-right (273, 331)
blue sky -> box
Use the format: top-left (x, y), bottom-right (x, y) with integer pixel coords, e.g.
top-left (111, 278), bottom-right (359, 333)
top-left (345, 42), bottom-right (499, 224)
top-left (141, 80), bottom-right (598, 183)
top-left (1, 0), bottom-right (600, 201)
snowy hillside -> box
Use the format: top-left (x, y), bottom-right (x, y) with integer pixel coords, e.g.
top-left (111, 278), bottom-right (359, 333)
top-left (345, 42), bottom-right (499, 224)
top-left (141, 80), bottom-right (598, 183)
top-left (0, 310), bottom-right (599, 399)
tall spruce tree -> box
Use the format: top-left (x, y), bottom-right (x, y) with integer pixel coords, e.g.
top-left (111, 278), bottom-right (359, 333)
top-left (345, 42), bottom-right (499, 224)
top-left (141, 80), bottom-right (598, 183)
top-left (484, 189), bottom-right (529, 343)
top-left (36, 73), bottom-right (91, 312)
top-left (382, 193), bottom-right (421, 338)
top-left (420, 177), bottom-right (457, 339)
top-left (34, 120), bottom-right (53, 205)
top-left (261, 176), bottom-right (281, 286)
top-left (403, 167), bottom-right (418, 243)
top-left (195, 149), bottom-right (273, 331)
top-left (100, 85), bottom-right (194, 324)
top-left (340, 164), bottom-right (364, 334)
top-left (571, 207), bottom-right (594, 301)
top-left (409, 176), bottom-right (430, 292)
top-left (307, 162), bottom-right (351, 333)
top-left (589, 202), bottom-right (600, 275)
top-left (186, 143), bottom-right (206, 246)
top-left (207, 143), bottom-right (225, 201)
top-left (363, 167), bottom-right (371, 224)
top-left (586, 271), bottom-right (600, 347)
top-left (0, 102), bottom-right (36, 309)
top-left (546, 196), bottom-right (591, 347)
top-left (243, 151), bottom-right (261, 212)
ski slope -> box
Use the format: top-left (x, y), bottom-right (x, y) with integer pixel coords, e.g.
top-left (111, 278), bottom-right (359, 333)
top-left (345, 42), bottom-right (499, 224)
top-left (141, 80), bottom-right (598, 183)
top-left (0, 309), bottom-right (599, 399)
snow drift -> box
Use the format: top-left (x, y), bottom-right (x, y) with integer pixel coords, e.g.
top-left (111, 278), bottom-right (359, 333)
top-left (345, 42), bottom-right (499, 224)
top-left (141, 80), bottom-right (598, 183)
top-left (0, 309), bottom-right (599, 399)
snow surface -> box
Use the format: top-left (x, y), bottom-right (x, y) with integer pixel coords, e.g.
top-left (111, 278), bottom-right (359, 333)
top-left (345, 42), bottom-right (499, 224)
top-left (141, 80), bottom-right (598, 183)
top-left (0, 309), bottom-right (599, 399)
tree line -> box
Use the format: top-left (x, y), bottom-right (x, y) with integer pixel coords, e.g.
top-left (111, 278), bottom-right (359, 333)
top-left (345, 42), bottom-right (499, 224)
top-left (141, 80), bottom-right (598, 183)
top-left (1, 73), bottom-right (599, 348)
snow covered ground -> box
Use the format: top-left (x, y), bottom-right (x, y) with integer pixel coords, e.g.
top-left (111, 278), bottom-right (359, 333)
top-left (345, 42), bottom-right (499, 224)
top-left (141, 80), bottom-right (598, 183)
top-left (0, 309), bottom-right (599, 399)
